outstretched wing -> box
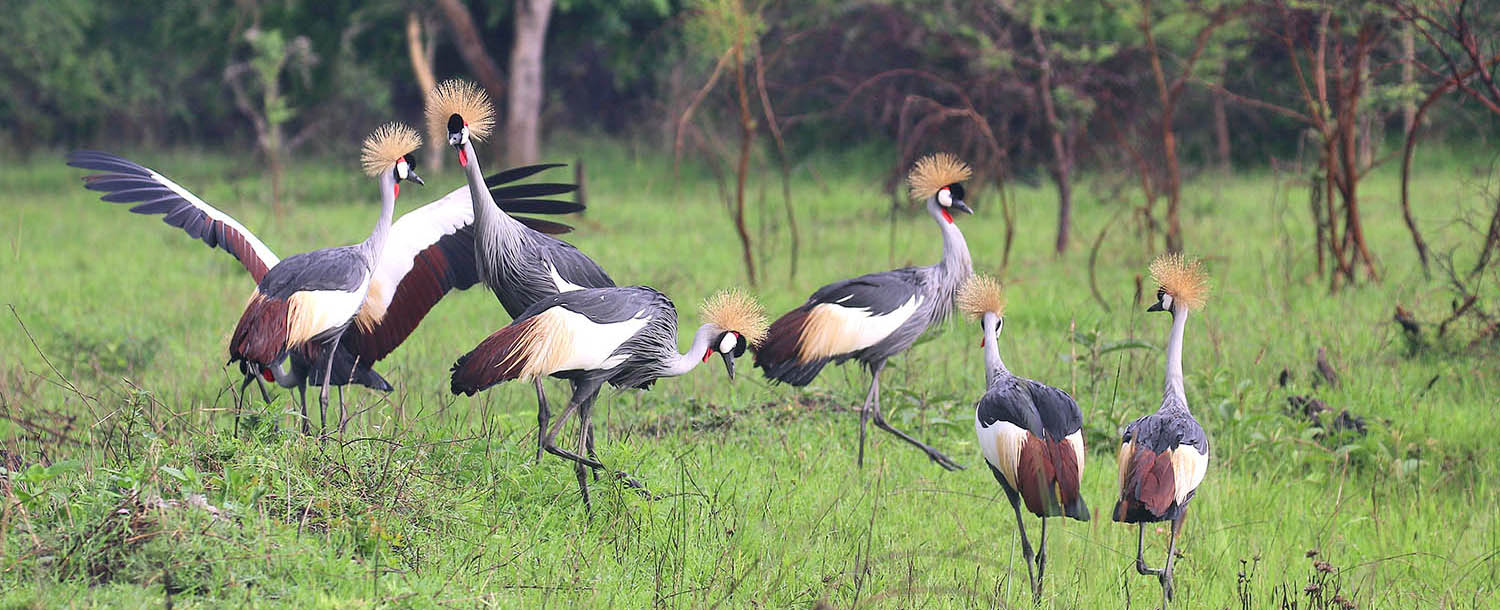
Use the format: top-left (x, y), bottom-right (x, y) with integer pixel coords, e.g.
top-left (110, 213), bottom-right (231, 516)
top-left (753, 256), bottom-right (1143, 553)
top-left (348, 186), bottom-right (481, 363)
top-left (68, 150), bottom-right (280, 282)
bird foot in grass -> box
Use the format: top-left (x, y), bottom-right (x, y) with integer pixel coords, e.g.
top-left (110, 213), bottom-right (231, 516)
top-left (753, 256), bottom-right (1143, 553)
top-left (1136, 559), bottom-right (1163, 577)
top-left (928, 450), bottom-right (965, 471)
top-left (614, 471), bottom-right (655, 499)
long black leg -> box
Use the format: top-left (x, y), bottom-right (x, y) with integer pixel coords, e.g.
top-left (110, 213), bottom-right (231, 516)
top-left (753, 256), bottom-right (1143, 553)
top-left (578, 381), bottom-right (600, 482)
top-left (867, 363), bottom-right (964, 470)
top-left (534, 377), bottom-right (549, 464)
top-left (1162, 511), bottom-right (1186, 602)
top-left (1035, 516), bottom-right (1049, 602)
top-left (856, 370), bottom-right (877, 468)
top-left (1009, 496), bottom-right (1037, 599)
top-left (337, 385), bottom-right (347, 434)
top-left (316, 333), bottom-right (342, 437)
top-left (1135, 524), bottom-right (1163, 576)
top-left (235, 372), bottom-right (255, 437)
top-left (254, 374), bottom-right (272, 403)
top-left (298, 381), bottom-right (311, 436)
top-left (575, 409), bottom-right (592, 514)
top-left (541, 381), bottom-right (606, 471)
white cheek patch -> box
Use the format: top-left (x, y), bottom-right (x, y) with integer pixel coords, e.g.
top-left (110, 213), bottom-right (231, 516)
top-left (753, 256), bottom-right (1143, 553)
top-left (718, 333), bottom-right (737, 353)
top-left (1161, 294), bottom-right (1174, 310)
top-left (938, 188), bottom-right (953, 207)
top-left (396, 161), bottom-right (409, 180)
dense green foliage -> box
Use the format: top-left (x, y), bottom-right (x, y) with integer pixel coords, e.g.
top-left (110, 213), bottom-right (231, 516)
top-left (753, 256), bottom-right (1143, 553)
top-left (0, 143), bottom-right (1495, 607)
top-left (5, 0), bottom-right (1499, 173)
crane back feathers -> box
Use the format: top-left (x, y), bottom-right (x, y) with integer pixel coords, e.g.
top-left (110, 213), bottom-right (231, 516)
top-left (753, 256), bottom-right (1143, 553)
top-left (981, 422), bottom-right (1088, 520)
top-left (231, 288), bottom-right (365, 365)
top-left (361, 123), bottom-right (421, 177)
top-left (1113, 441), bottom-right (1207, 522)
top-left (451, 306), bottom-right (648, 394)
top-left (230, 293), bottom-right (290, 364)
top-left (701, 289), bottom-right (768, 346)
top-left (957, 274), bottom-right (1006, 319)
top-left (1149, 253), bottom-right (1211, 311)
top-left (907, 153), bottom-right (972, 201)
top-left (426, 79), bottom-right (495, 141)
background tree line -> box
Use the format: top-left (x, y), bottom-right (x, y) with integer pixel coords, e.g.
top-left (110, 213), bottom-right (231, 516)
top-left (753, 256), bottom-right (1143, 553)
top-left (4, 0), bottom-right (1499, 266)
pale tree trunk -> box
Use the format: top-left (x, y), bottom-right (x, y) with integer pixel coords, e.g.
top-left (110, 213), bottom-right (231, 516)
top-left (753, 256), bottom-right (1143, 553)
top-left (507, 0), bottom-right (554, 166)
top-left (406, 11), bottom-right (442, 173)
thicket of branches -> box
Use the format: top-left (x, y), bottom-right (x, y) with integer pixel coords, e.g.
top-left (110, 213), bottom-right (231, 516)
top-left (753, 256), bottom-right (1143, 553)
top-left (4, 0), bottom-right (1500, 299)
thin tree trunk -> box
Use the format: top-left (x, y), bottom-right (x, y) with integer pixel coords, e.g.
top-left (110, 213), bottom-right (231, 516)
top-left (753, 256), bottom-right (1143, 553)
top-left (1031, 25), bottom-right (1072, 254)
top-left (1213, 63), bottom-right (1231, 173)
top-left (732, 38), bottom-right (758, 287)
top-left (1402, 22), bottom-right (1415, 136)
top-left (507, 0), bottom-right (554, 166)
top-left (406, 11), bottom-right (442, 173)
top-left (434, 0), bottom-right (507, 112)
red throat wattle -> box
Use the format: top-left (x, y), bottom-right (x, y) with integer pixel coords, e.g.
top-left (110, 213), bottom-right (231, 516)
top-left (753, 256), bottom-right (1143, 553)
top-left (980, 337), bottom-right (985, 348)
top-left (392, 183), bottom-right (400, 199)
top-left (261, 368), bottom-right (274, 382)
top-left (941, 209), bottom-right (953, 224)
top-left (702, 348), bottom-right (712, 363)
top-left (458, 148), bottom-right (468, 167)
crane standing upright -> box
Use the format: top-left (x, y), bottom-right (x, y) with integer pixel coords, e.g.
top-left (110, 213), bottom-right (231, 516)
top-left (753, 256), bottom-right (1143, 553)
top-left (428, 79), bottom-right (616, 459)
top-left (1114, 254), bottom-right (1212, 602)
top-left (958, 275), bottom-right (1089, 602)
top-left (451, 288), bottom-right (767, 510)
top-left (228, 123), bottom-right (423, 434)
top-left (755, 153), bottom-right (974, 471)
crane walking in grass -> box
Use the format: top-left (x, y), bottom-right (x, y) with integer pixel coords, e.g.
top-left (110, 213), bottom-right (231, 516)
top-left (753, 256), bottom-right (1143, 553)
top-left (959, 275), bottom-right (1089, 602)
top-left (226, 123), bottom-right (424, 435)
top-left (67, 144), bottom-right (583, 433)
top-left (451, 289), bottom-right (766, 510)
top-left (428, 79), bottom-right (616, 461)
top-left (1114, 254), bottom-right (1212, 602)
top-left (755, 153), bottom-right (974, 471)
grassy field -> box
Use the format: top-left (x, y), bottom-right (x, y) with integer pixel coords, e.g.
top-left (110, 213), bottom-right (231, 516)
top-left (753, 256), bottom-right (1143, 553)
top-left (1, 140), bottom-right (1496, 608)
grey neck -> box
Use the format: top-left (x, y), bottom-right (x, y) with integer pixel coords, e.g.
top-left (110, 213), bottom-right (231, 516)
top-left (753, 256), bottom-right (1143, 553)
top-left (662, 324), bottom-right (719, 378)
top-left (928, 198), bottom-right (973, 320)
top-left (363, 170), bottom-right (398, 263)
top-left (982, 313), bottom-right (1010, 384)
top-left (459, 139), bottom-right (524, 240)
top-left (1162, 304), bottom-right (1189, 410)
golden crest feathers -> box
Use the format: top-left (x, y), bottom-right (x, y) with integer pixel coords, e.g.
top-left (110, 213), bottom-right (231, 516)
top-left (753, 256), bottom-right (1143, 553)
top-left (957, 274), bottom-right (1006, 320)
top-left (1149, 253), bottom-right (1211, 310)
top-left (360, 123), bottom-right (421, 177)
top-left (701, 289), bottom-right (768, 346)
top-left (907, 153), bottom-right (972, 201)
top-left (426, 79), bottom-right (496, 143)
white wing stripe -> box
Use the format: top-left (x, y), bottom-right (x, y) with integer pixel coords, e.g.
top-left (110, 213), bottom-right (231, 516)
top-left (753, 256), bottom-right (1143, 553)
top-left (147, 169), bottom-right (279, 268)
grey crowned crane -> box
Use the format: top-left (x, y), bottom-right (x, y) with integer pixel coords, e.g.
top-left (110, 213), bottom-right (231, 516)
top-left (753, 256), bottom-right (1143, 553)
top-left (958, 275), bottom-right (1088, 602)
top-left (451, 288), bottom-right (766, 510)
top-left (227, 123), bottom-right (424, 434)
top-left (66, 146), bottom-right (583, 434)
top-left (427, 79), bottom-right (617, 460)
top-left (754, 153), bottom-right (974, 471)
top-left (1114, 254), bottom-right (1212, 602)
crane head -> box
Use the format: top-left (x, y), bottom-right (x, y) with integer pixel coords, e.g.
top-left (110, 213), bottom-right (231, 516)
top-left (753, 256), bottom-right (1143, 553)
top-left (395, 154), bottom-right (424, 186)
top-left (710, 330), bottom-right (748, 380)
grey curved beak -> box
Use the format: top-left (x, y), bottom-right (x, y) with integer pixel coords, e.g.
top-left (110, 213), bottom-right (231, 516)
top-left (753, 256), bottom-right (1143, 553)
top-left (953, 200), bottom-right (974, 215)
top-left (407, 172), bottom-right (425, 186)
top-left (1147, 301), bottom-right (1164, 312)
top-left (720, 352), bottom-right (737, 381)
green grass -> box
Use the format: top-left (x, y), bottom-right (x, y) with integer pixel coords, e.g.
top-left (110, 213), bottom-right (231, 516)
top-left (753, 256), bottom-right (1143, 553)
top-left (0, 140), bottom-right (1496, 608)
